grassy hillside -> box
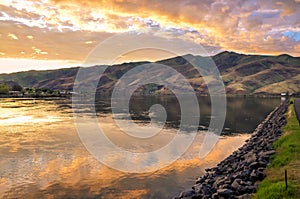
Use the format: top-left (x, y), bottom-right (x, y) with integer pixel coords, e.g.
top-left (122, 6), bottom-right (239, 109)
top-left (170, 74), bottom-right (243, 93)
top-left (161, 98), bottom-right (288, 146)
top-left (0, 52), bottom-right (299, 94)
top-left (0, 67), bottom-right (79, 89)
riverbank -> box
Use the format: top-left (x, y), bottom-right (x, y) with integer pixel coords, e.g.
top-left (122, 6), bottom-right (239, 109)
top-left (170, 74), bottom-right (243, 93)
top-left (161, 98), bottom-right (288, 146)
top-left (0, 94), bottom-right (71, 98)
top-left (255, 98), bottom-right (300, 198)
top-left (174, 99), bottom-right (289, 199)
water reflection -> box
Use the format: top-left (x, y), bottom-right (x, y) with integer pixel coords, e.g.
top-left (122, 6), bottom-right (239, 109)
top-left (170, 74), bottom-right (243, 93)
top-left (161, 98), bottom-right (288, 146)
top-left (96, 95), bottom-right (280, 133)
top-left (0, 97), bottom-right (280, 198)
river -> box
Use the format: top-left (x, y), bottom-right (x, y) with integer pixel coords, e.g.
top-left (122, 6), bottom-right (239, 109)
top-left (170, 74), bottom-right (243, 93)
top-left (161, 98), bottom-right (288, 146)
top-left (0, 96), bottom-right (280, 198)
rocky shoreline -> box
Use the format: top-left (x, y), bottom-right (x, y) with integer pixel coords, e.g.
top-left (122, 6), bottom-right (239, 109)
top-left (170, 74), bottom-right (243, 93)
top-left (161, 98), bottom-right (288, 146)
top-left (174, 99), bottom-right (289, 199)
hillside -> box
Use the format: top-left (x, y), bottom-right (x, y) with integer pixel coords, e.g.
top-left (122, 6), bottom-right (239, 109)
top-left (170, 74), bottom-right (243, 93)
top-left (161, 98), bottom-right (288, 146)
top-left (0, 51), bottom-right (299, 94)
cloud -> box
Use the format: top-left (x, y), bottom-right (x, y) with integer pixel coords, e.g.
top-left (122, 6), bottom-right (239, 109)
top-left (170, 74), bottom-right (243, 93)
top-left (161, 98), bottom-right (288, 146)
top-left (0, 0), bottom-right (299, 62)
top-left (39, 0), bottom-right (300, 56)
top-left (0, 20), bottom-right (113, 60)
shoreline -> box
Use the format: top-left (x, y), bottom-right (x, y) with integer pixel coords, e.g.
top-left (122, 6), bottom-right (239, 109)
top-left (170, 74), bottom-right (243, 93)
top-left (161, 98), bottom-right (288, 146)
top-left (0, 93), bottom-right (286, 98)
top-left (174, 99), bottom-right (289, 198)
top-left (0, 95), bottom-right (71, 99)
top-left (255, 98), bottom-right (300, 198)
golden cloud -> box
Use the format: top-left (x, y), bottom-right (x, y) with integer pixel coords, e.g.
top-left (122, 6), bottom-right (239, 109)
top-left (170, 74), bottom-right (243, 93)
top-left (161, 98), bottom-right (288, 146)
top-left (0, 0), bottom-right (299, 62)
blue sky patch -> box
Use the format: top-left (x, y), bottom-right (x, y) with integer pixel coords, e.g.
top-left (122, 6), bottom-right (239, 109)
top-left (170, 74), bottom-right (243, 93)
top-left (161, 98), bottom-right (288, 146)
top-left (283, 31), bottom-right (300, 42)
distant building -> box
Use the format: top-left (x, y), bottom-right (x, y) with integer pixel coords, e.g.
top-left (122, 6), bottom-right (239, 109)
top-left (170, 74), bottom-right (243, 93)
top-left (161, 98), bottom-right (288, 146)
top-left (281, 92), bottom-right (287, 96)
top-left (9, 91), bottom-right (23, 97)
top-left (69, 91), bottom-right (78, 95)
top-left (281, 92), bottom-right (289, 101)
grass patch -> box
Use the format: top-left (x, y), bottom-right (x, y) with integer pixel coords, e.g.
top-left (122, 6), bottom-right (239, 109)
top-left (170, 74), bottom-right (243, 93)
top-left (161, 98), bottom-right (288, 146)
top-left (256, 180), bottom-right (295, 199)
top-left (255, 98), bottom-right (300, 199)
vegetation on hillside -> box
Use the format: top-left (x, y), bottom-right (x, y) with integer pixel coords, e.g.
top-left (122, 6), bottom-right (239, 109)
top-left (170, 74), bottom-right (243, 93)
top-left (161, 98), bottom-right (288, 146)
top-left (0, 84), bottom-right (9, 94)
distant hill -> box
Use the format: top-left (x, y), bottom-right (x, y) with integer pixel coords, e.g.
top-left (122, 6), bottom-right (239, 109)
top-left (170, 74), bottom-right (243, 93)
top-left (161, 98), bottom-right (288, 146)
top-left (0, 51), bottom-right (299, 94)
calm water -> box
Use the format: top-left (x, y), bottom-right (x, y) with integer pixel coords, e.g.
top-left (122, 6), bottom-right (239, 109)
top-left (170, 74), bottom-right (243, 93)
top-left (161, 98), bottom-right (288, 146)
top-left (0, 96), bottom-right (280, 199)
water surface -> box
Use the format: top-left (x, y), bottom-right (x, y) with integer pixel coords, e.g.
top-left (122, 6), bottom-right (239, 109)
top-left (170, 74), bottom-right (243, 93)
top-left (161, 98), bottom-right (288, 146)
top-left (0, 96), bottom-right (280, 198)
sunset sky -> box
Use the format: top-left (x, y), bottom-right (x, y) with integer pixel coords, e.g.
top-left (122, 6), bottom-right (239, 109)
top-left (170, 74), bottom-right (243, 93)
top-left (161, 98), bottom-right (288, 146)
top-left (0, 0), bottom-right (300, 73)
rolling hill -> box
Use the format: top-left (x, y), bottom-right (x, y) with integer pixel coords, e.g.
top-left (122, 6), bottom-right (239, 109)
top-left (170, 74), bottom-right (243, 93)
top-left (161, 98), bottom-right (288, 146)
top-left (0, 51), bottom-right (299, 94)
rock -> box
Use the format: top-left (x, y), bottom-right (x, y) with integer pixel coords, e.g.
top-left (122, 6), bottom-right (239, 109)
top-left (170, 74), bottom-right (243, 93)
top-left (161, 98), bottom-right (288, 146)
top-left (196, 177), bottom-right (205, 184)
top-left (201, 184), bottom-right (212, 196)
top-left (236, 193), bottom-right (251, 199)
top-left (231, 179), bottom-right (242, 190)
top-left (260, 150), bottom-right (276, 157)
top-left (245, 185), bottom-right (256, 193)
top-left (245, 153), bottom-right (257, 163)
top-left (192, 184), bottom-right (202, 192)
top-left (257, 167), bottom-right (265, 172)
top-left (240, 169), bottom-right (251, 179)
top-left (250, 170), bottom-right (265, 181)
top-left (258, 161), bottom-right (267, 168)
top-left (213, 177), bottom-right (226, 189)
top-left (179, 189), bottom-right (195, 198)
top-left (205, 168), bottom-right (212, 172)
top-left (219, 183), bottom-right (232, 189)
top-left (217, 188), bottom-right (233, 197)
top-left (249, 162), bottom-right (259, 169)
top-left (232, 173), bottom-right (241, 179)
top-left (212, 193), bottom-right (219, 199)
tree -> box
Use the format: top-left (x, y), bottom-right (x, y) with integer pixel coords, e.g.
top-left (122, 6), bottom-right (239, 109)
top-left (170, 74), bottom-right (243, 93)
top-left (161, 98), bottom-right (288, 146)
top-left (0, 84), bottom-right (9, 95)
top-left (12, 84), bottom-right (23, 91)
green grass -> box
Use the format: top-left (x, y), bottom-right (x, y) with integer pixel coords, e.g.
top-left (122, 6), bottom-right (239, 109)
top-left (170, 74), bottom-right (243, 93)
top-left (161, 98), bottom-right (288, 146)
top-left (255, 98), bottom-right (300, 199)
top-left (256, 180), bottom-right (296, 199)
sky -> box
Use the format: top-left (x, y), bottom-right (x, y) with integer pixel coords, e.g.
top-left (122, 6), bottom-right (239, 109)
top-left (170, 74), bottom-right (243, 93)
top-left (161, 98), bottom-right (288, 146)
top-left (0, 0), bottom-right (299, 73)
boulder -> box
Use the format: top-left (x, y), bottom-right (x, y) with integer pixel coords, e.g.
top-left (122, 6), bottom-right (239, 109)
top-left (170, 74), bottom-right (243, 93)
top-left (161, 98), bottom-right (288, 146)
top-left (250, 170), bottom-right (265, 181)
top-left (179, 189), bottom-right (195, 198)
top-left (231, 179), bottom-right (242, 190)
top-left (217, 188), bottom-right (233, 197)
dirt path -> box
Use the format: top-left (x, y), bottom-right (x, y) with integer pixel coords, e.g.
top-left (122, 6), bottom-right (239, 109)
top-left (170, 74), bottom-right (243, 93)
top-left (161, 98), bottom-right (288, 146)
top-left (294, 98), bottom-right (300, 123)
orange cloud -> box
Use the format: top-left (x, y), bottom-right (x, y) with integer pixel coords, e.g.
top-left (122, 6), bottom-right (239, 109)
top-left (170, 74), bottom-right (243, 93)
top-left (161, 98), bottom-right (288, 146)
top-left (0, 0), bottom-right (299, 62)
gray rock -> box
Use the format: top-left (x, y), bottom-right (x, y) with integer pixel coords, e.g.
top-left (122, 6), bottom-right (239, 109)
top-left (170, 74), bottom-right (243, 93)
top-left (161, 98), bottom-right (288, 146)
top-left (260, 150), bottom-right (276, 157)
top-left (245, 185), bottom-right (256, 193)
top-left (250, 170), bottom-right (265, 181)
top-left (258, 161), bottom-right (267, 167)
top-left (217, 188), bottom-right (233, 197)
top-left (231, 179), bottom-right (242, 190)
top-left (179, 189), bottom-right (195, 198)
top-left (236, 193), bottom-right (251, 199)
top-left (249, 162), bottom-right (259, 169)
top-left (196, 177), bottom-right (205, 184)
top-left (212, 193), bottom-right (219, 199)
top-left (219, 183), bottom-right (232, 189)
top-left (201, 184), bottom-right (212, 196)
top-left (213, 177), bottom-right (226, 188)
top-left (245, 153), bottom-right (257, 163)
